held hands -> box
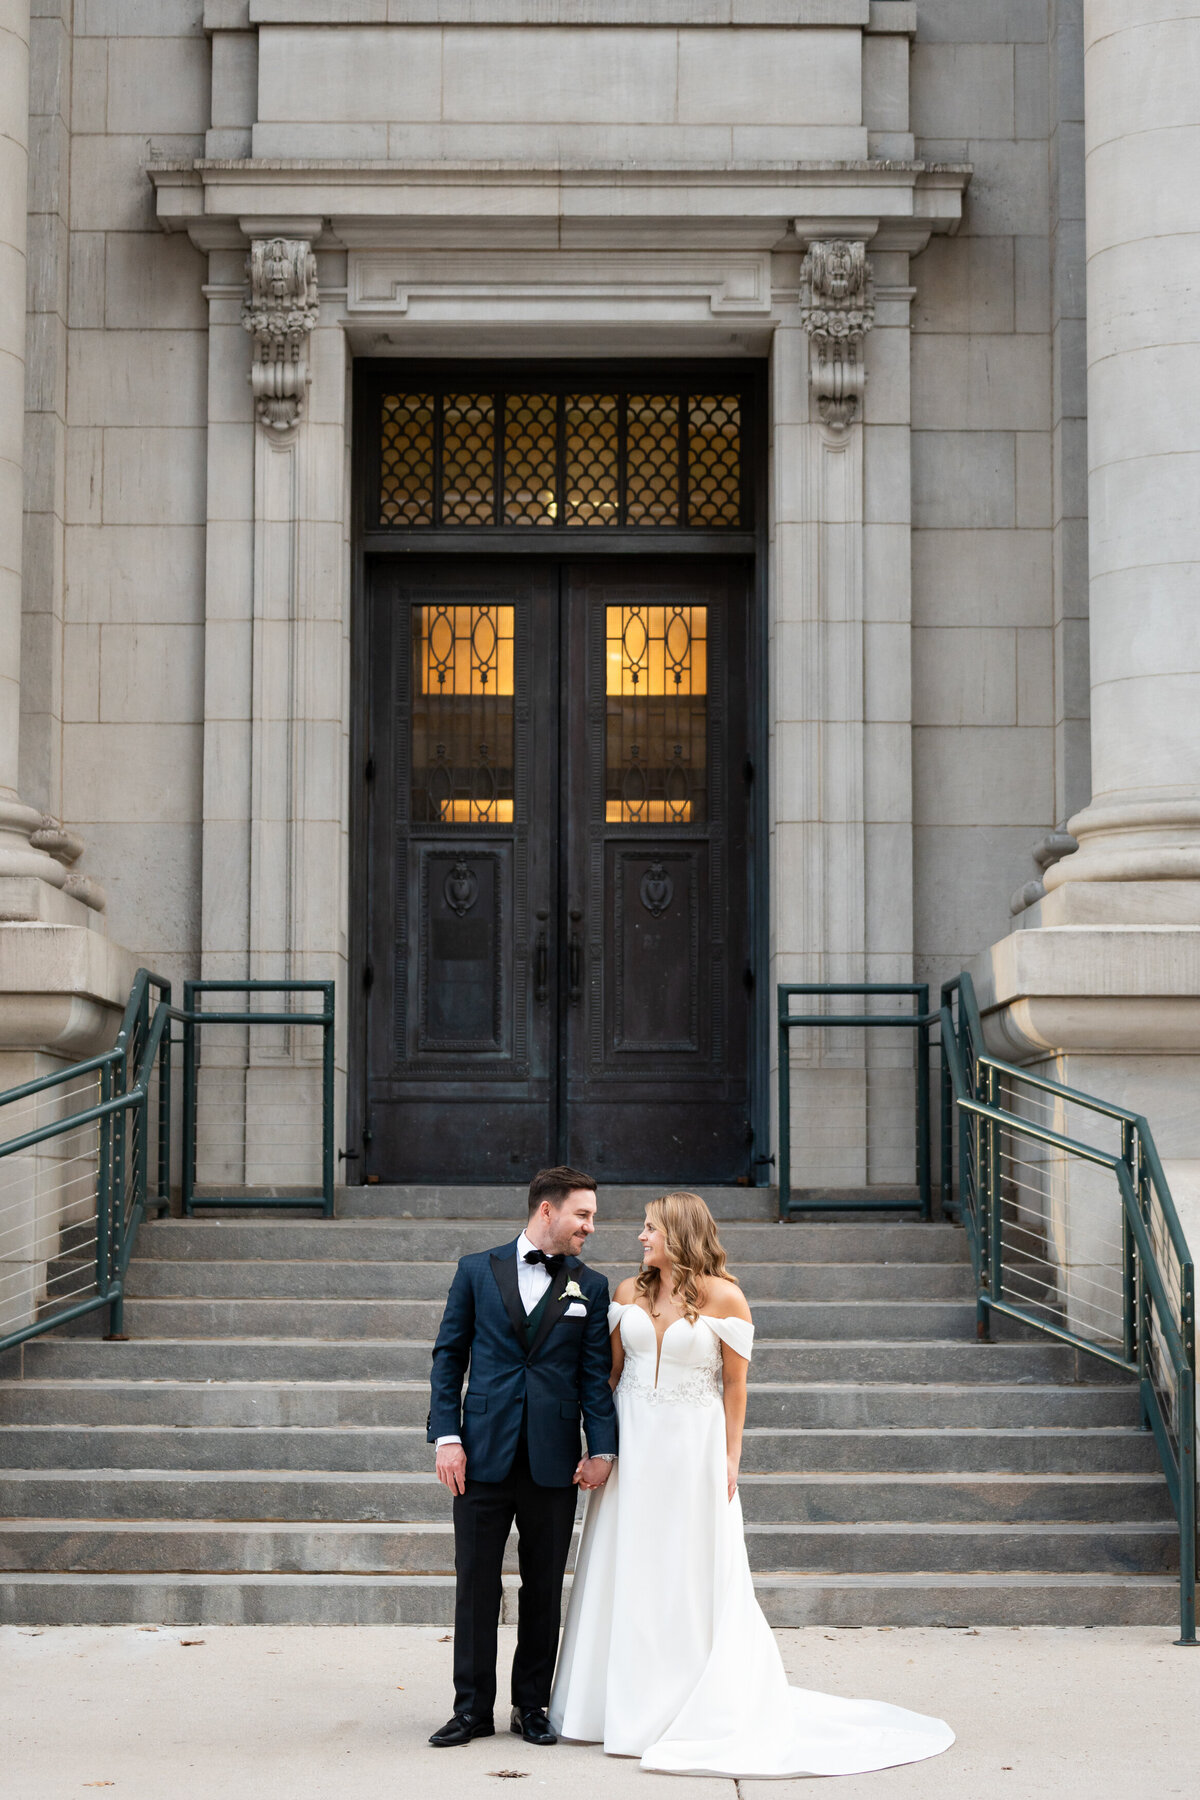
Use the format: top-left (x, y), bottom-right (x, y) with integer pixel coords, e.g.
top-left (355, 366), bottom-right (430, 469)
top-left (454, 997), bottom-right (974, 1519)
top-left (435, 1443), bottom-right (468, 1496)
top-left (574, 1456), bottom-right (615, 1492)
top-left (727, 1454), bottom-right (740, 1503)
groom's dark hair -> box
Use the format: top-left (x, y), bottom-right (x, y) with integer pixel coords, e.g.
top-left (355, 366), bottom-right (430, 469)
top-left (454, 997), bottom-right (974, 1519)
top-left (527, 1165), bottom-right (597, 1215)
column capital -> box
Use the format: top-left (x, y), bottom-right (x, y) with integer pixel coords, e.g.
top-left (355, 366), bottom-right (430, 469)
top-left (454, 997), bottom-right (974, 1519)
top-left (797, 239), bottom-right (875, 433)
top-left (241, 237), bottom-right (320, 437)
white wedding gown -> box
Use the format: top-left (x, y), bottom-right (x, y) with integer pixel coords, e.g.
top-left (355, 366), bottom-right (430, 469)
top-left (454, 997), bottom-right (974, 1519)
top-left (549, 1301), bottom-right (954, 1779)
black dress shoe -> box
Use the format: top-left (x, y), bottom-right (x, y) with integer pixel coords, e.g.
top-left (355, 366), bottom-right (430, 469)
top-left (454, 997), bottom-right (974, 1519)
top-left (510, 1705), bottom-right (558, 1745)
top-left (428, 1711), bottom-right (495, 1748)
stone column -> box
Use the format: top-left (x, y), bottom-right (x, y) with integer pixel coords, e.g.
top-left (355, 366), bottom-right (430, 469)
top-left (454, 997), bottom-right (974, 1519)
top-left (0, 0), bottom-right (73, 886)
top-left (1047, 0), bottom-right (1200, 895)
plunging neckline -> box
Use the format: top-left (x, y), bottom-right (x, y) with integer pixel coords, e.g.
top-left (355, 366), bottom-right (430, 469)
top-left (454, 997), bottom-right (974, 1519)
top-left (626, 1303), bottom-right (718, 1389)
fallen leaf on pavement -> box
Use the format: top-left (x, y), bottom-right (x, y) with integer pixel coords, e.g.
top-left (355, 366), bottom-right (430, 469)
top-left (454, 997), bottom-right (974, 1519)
top-left (82, 1784), bottom-right (115, 1788)
top-left (438, 1634), bottom-right (453, 1642)
top-left (487, 1773), bottom-right (529, 1781)
top-left (179, 1640), bottom-right (205, 1647)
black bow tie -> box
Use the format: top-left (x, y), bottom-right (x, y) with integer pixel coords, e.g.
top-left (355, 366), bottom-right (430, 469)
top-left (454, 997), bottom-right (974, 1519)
top-left (524, 1248), bottom-right (565, 1273)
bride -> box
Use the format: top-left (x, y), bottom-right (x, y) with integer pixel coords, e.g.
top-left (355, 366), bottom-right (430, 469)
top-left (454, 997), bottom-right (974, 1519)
top-left (549, 1191), bottom-right (954, 1779)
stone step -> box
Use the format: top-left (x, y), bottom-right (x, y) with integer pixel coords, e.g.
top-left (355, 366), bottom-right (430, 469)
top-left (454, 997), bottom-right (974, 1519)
top-left (0, 1422), bottom-right (1161, 1477)
top-left (333, 1185), bottom-right (777, 1221)
top-left (0, 1379), bottom-right (1141, 1431)
top-left (0, 1468), bottom-right (1173, 1523)
top-left (0, 1517), bottom-right (1178, 1577)
top-left (60, 1296), bottom-right (991, 1341)
top-left (122, 1259), bottom-right (978, 1302)
top-left (3, 1336), bottom-right (1113, 1384)
top-left (0, 1568), bottom-right (1178, 1629)
top-left (130, 1219), bottom-right (968, 1266)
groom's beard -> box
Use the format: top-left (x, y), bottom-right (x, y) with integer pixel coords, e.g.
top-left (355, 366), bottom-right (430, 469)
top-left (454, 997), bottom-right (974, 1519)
top-left (545, 1221), bottom-right (591, 1258)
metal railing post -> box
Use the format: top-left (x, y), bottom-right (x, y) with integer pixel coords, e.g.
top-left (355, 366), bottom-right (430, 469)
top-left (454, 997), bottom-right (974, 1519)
top-left (322, 984), bottom-right (335, 1218)
top-left (97, 1063), bottom-right (112, 1328)
top-left (916, 985), bottom-right (931, 1222)
top-left (1120, 1121), bottom-right (1138, 1367)
top-left (1177, 1363), bottom-right (1197, 1646)
top-left (777, 995), bottom-right (791, 1222)
top-left (156, 1011), bottom-right (172, 1217)
top-left (181, 982), bottom-right (196, 1218)
top-left (940, 1031), bottom-right (954, 1223)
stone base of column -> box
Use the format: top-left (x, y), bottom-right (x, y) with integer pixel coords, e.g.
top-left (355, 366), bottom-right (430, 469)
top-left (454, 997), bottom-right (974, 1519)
top-left (969, 901), bottom-right (1200, 1261)
top-left (0, 888), bottom-right (138, 1056)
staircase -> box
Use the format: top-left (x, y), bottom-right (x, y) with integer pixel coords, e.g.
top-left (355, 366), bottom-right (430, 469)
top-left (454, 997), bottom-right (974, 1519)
top-left (0, 1187), bottom-right (1179, 1626)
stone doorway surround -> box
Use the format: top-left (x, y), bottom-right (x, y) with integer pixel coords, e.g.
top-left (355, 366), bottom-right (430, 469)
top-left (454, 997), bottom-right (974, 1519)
top-left (147, 145), bottom-right (967, 1178)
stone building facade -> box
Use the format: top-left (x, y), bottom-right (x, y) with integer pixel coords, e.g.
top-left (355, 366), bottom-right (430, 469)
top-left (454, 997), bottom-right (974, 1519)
top-left (0, 0), bottom-right (1197, 1229)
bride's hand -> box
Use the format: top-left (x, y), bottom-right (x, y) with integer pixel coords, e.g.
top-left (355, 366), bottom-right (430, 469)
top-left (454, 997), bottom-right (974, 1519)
top-left (726, 1455), bottom-right (739, 1502)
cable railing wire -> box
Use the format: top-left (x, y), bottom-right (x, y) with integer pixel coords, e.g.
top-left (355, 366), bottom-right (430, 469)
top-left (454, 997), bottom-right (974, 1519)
top-left (0, 972), bottom-right (337, 1352)
top-left (940, 970), bottom-right (1197, 1647)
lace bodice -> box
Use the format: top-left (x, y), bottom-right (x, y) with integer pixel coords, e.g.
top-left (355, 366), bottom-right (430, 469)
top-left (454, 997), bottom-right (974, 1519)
top-left (609, 1301), bottom-right (753, 1409)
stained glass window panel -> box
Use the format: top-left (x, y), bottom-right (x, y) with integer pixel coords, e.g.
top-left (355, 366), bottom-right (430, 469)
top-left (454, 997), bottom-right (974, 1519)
top-left (687, 394), bottom-right (742, 526)
top-left (625, 395), bottom-right (682, 526)
top-left (380, 393), bottom-right (434, 526)
top-left (605, 603), bottom-right (707, 824)
top-left (565, 393), bottom-right (620, 525)
top-left (503, 394), bottom-right (558, 525)
top-left (412, 604), bottom-right (516, 822)
top-left (442, 395), bottom-right (496, 525)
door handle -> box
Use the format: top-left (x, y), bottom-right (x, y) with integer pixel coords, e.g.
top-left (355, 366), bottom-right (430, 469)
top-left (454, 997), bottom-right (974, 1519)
top-left (534, 911), bottom-right (549, 1004)
top-left (568, 907), bottom-right (583, 1005)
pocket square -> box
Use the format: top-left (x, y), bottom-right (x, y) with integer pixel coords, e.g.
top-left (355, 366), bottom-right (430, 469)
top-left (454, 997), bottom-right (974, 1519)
top-left (564, 1301), bottom-right (588, 1317)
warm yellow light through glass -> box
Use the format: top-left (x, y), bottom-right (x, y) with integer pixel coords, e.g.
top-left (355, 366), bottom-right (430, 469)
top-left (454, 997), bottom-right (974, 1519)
top-left (417, 605), bottom-right (515, 696)
top-left (605, 605), bottom-right (707, 697)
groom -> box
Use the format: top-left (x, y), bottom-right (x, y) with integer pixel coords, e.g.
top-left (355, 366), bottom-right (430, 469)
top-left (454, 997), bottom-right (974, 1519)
top-left (426, 1165), bottom-right (618, 1749)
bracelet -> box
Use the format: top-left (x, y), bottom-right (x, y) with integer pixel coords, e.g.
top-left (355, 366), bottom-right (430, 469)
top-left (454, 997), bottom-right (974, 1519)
top-left (589, 1452), bottom-right (617, 1463)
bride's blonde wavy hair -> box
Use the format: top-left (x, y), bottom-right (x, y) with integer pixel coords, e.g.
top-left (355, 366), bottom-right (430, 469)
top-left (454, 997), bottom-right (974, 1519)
top-left (634, 1191), bottom-right (739, 1323)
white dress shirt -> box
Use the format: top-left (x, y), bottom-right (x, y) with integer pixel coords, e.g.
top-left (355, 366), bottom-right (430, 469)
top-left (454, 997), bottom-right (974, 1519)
top-left (436, 1230), bottom-right (551, 1449)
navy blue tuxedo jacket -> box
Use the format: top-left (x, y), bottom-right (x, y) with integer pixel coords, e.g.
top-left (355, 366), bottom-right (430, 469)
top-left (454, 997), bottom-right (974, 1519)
top-left (427, 1237), bottom-right (618, 1487)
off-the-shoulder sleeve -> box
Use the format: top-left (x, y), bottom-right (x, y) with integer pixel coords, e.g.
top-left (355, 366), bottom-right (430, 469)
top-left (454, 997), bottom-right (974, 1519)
top-left (608, 1300), bottom-right (630, 1332)
top-left (705, 1314), bottom-right (754, 1361)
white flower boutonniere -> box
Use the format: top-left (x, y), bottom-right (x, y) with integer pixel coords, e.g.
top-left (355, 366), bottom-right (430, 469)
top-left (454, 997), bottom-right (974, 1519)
top-left (562, 1279), bottom-right (585, 1301)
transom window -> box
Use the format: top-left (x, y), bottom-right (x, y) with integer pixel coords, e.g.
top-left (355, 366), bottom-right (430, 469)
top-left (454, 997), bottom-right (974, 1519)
top-left (377, 382), bottom-right (745, 530)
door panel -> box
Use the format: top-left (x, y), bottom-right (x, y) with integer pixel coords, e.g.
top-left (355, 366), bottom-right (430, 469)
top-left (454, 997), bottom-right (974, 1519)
top-left (363, 556), bottom-right (751, 1183)
top-left (364, 560), bottom-right (556, 1181)
top-left (561, 562), bottom-right (750, 1182)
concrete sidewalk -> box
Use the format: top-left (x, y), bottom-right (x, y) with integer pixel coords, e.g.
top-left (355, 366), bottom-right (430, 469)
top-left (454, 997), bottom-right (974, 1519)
top-left (1, 1624), bottom-right (1196, 1800)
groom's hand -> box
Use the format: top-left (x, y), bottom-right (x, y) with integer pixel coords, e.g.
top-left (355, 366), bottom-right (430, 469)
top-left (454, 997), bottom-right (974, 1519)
top-left (435, 1443), bottom-right (468, 1495)
top-left (573, 1456), bottom-right (614, 1491)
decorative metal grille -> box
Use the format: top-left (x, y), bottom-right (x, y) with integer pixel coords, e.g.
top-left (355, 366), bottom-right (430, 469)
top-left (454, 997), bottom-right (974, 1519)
top-left (605, 604), bottom-right (708, 824)
top-left (378, 384), bottom-right (746, 529)
top-left (412, 604), bottom-right (516, 823)
top-left (379, 393), bottom-right (434, 526)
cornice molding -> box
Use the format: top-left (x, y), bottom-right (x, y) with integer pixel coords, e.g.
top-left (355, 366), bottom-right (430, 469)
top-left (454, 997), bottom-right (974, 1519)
top-left (148, 157), bottom-right (969, 251)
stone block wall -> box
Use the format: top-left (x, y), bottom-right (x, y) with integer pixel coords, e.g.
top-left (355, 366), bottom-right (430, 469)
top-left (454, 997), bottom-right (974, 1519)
top-left (54, 0), bottom-right (209, 993)
top-left (909, 0), bottom-right (1078, 993)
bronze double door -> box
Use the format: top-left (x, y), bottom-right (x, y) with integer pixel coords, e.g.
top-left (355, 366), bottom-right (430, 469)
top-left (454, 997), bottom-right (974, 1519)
top-left (362, 556), bottom-right (752, 1183)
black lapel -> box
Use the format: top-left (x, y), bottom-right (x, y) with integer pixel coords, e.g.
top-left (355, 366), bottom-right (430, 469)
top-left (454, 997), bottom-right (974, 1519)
top-left (526, 1257), bottom-right (573, 1361)
top-left (489, 1242), bottom-right (528, 1346)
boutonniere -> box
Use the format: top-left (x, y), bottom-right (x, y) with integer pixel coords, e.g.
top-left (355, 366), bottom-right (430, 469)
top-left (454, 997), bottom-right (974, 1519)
top-left (562, 1279), bottom-right (584, 1301)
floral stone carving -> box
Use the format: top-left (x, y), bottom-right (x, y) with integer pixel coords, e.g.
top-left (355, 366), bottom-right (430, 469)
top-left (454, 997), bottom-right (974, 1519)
top-left (799, 240), bottom-right (875, 432)
top-left (242, 238), bottom-right (319, 434)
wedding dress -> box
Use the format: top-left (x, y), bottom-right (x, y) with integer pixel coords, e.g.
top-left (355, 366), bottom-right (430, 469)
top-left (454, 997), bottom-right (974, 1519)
top-left (549, 1301), bottom-right (954, 1779)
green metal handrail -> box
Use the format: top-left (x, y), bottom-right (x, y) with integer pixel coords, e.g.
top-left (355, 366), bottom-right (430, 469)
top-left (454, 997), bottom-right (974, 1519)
top-left (777, 984), bottom-right (934, 1221)
top-left (940, 971), bottom-right (1197, 1646)
top-left (181, 980), bottom-right (335, 1218)
top-left (0, 972), bottom-right (338, 1355)
top-left (0, 968), bottom-right (173, 1351)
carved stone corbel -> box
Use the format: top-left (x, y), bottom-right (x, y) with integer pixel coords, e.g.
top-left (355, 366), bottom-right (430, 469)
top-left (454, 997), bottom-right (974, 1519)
top-left (799, 240), bottom-right (875, 432)
top-left (242, 237), bottom-right (319, 435)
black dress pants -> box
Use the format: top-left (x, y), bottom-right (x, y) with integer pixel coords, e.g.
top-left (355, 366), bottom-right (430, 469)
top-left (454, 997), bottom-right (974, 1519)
top-left (451, 1437), bottom-right (578, 1719)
